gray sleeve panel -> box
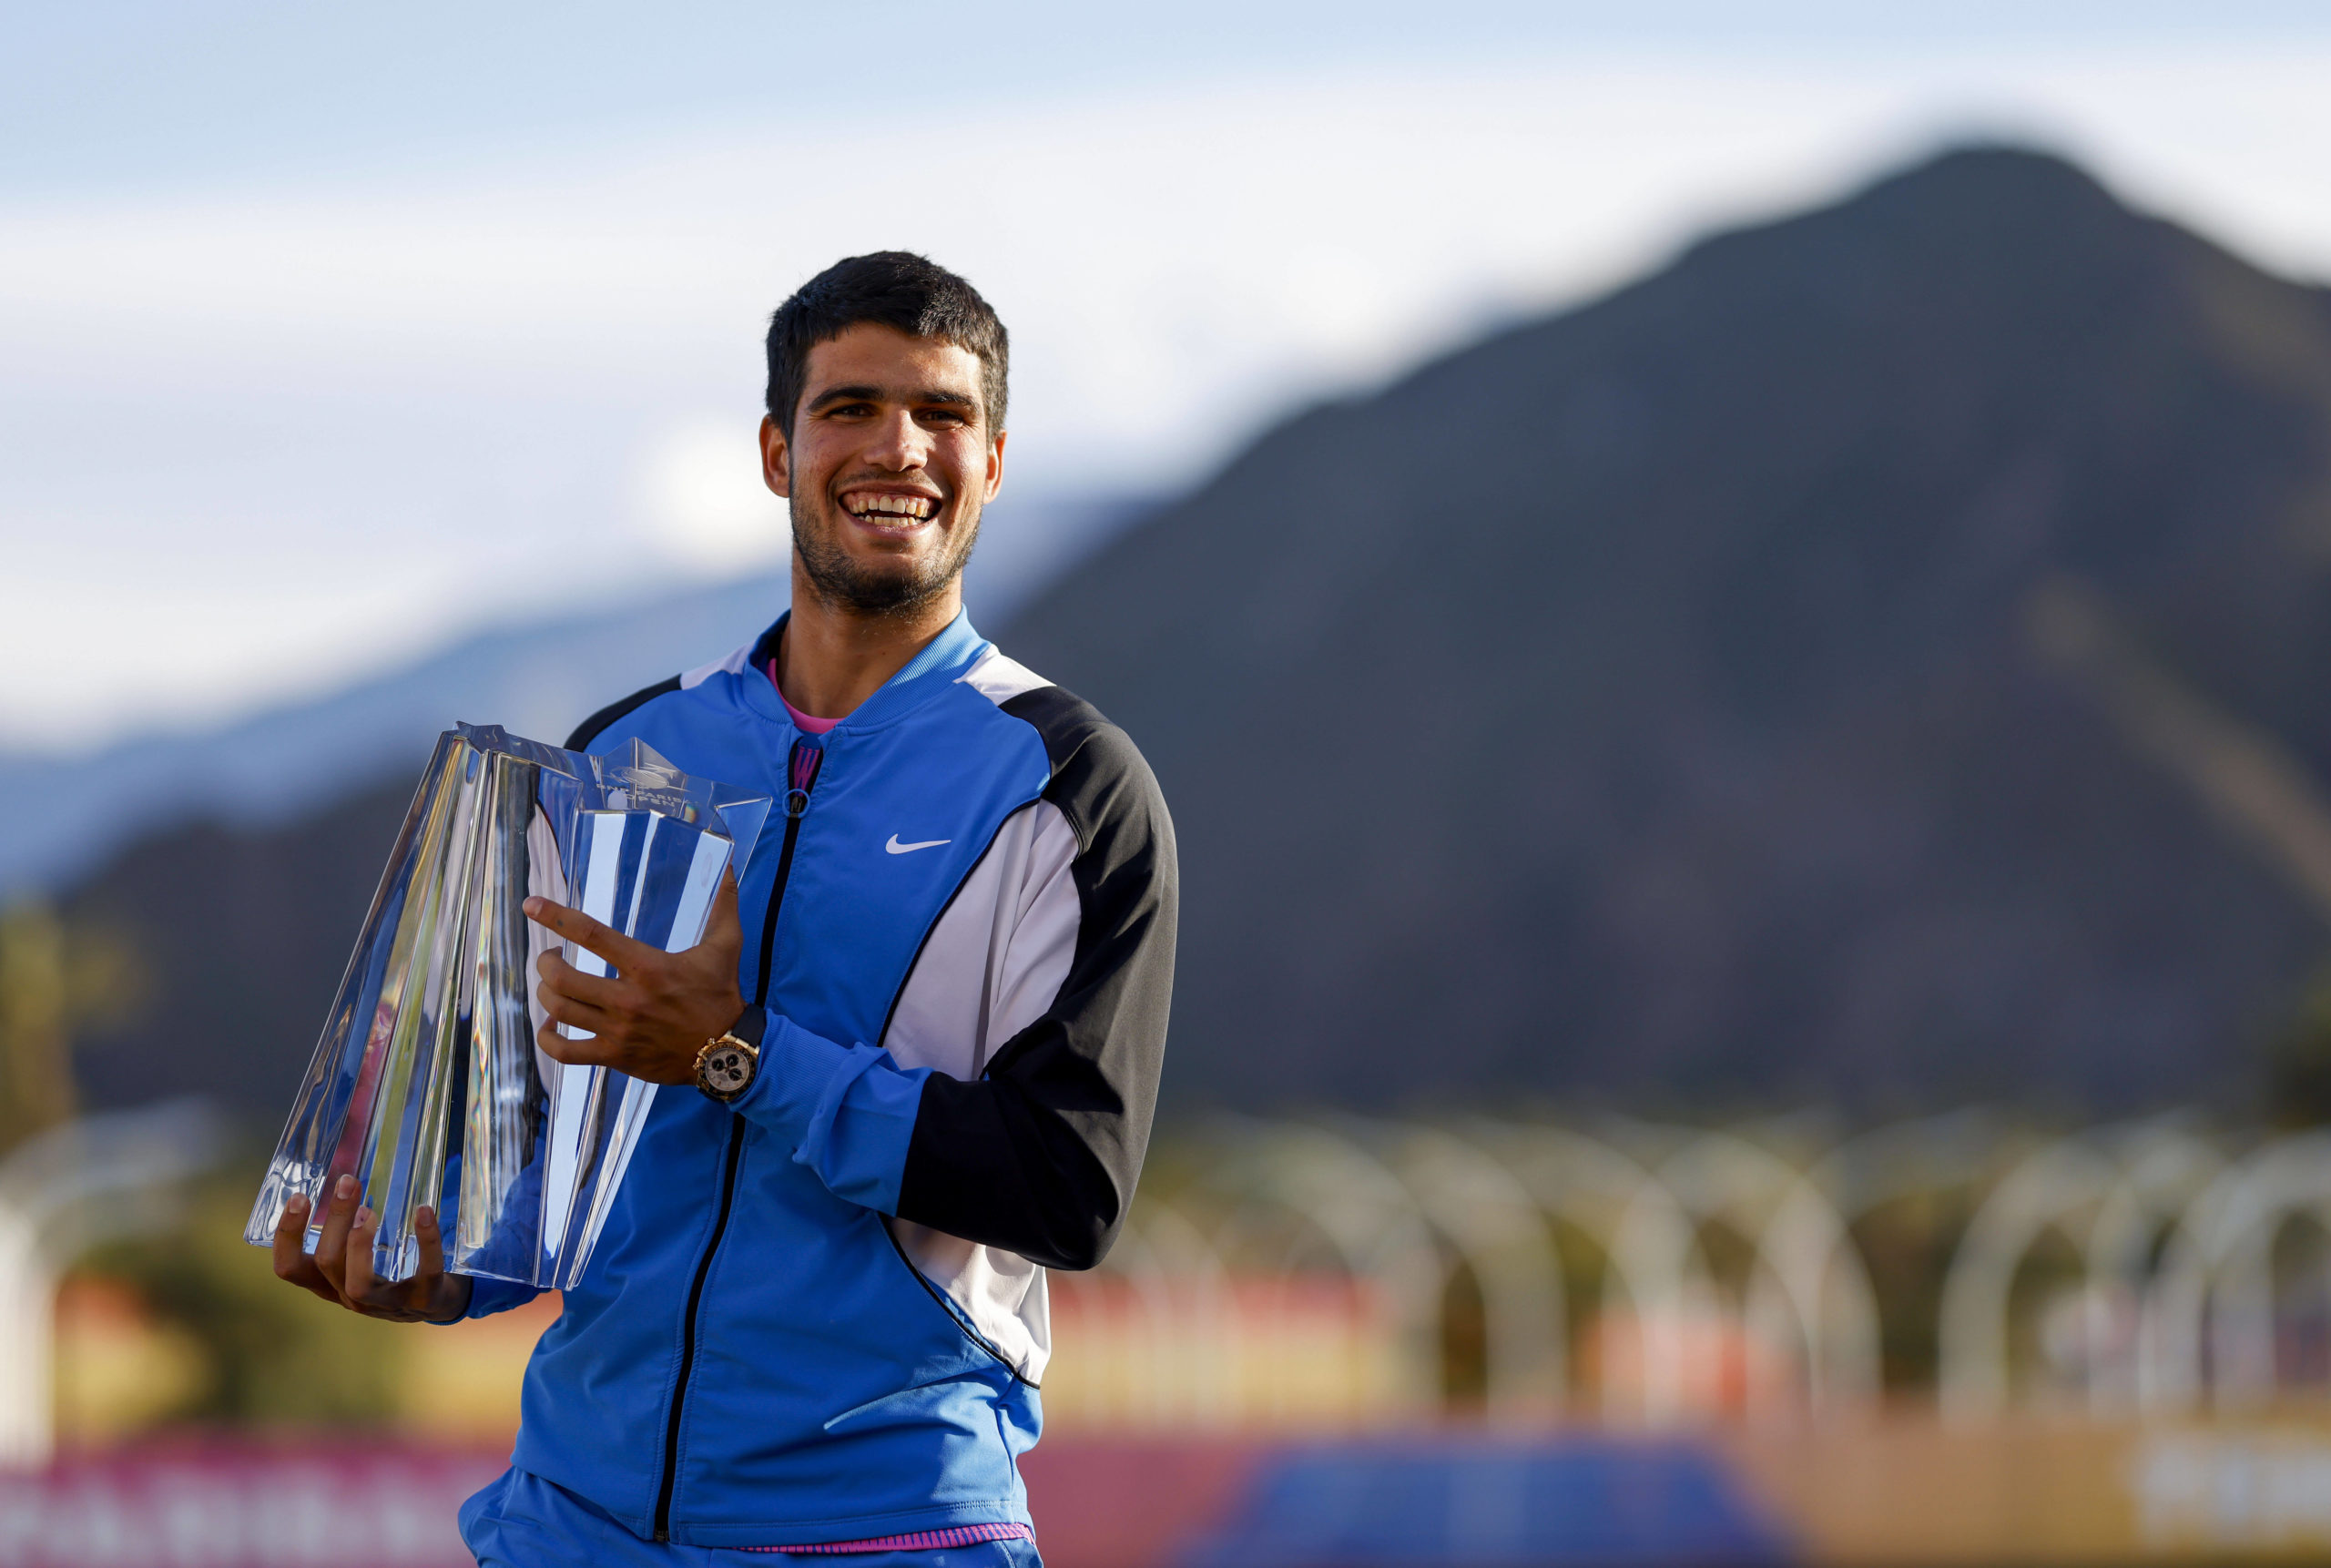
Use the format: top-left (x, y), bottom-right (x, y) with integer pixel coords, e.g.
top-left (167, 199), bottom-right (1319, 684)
top-left (893, 685), bottom-right (1179, 1271)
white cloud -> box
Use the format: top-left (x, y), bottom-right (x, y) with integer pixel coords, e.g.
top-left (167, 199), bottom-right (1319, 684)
top-left (3, 45), bottom-right (2330, 748)
top-left (635, 419), bottom-right (789, 575)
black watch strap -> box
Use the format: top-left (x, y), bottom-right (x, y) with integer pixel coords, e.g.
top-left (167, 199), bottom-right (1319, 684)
top-left (729, 1003), bottom-right (769, 1048)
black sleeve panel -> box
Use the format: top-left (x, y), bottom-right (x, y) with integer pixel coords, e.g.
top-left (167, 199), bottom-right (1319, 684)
top-left (564, 675), bottom-right (682, 750)
top-left (893, 685), bottom-right (1179, 1271)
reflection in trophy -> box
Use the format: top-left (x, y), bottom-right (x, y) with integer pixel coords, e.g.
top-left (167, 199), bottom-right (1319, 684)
top-left (243, 724), bottom-right (771, 1288)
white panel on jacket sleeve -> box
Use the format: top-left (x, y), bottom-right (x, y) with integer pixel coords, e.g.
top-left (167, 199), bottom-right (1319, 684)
top-left (983, 816), bottom-right (1080, 1051)
top-left (680, 642), bottom-right (755, 690)
top-left (955, 647), bottom-right (1051, 706)
top-left (882, 796), bottom-right (1079, 1382)
top-left (882, 799), bottom-right (1077, 1078)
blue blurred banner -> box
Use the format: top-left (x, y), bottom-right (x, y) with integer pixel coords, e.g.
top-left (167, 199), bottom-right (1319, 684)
top-left (1183, 1439), bottom-right (1793, 1568)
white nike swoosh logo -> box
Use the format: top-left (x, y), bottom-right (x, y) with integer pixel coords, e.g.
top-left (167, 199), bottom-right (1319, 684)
top-left (885, 834), bottom-right (952, 855)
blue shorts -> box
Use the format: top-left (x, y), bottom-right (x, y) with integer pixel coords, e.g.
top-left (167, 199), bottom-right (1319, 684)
top-left (460, 1467), bottom-right (1045, 1568)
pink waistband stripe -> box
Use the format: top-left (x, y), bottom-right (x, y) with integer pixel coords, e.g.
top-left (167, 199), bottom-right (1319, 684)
top-left (749, 1522), bottom-right (1035, 1555)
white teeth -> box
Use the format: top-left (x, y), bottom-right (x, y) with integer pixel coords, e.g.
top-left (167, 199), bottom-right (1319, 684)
top-left (848, 494), bottom-right (934, 520)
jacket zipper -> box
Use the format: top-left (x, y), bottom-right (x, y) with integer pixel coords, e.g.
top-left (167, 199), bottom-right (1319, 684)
top-left (653, 738), bottom-right (820, 1543)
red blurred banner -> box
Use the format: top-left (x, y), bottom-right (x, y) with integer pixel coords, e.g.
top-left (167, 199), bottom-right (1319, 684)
top-left (0, 1441), bottom-right (505, 1568)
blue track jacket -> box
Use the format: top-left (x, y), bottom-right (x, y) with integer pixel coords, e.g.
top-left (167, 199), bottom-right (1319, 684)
top-left (457, 610), bottom-right (1177, 1548)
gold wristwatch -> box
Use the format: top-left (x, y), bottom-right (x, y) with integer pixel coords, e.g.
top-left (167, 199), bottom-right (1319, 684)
top-left (695, 1031), bottom-right (759, 1102)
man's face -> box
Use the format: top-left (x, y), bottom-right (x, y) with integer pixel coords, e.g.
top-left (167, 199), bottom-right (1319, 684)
top-left (762, 321), bottom-right (1004, 616)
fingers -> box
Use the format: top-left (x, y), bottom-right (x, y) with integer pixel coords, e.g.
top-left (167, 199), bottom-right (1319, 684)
top-left (412, 1206), bottom-right (472, 1326)
top-left (538, 1015), bottom-right (618, 1066)
top-left (535, 948), bottom-right (636, 1013)
top-left (270, 1193), bottom-right (342, 1305)
top-left (273, 1179), bottom-right (457, 1323)
top-left (698, 871), bottom-right (744, 963)
top-left (414, 1203), bottom-right (447, 1280)
top-left (524, 875), bottom-right (744, 1088)
top-left (341, 1201), bottom-right (385, 1303)
top-left (536, 972), bottom-right (617, 1037)
top-left (270, 1190), bottom-right (311, 1270)
top-left (311, 1173), bottom-right (361, 1298)
top-left (341, 1202), bottom-right (428, 1321)
top-left (524, 895), bottom-right (654, 973)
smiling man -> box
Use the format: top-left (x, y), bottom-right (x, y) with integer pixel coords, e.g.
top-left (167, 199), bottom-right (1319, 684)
top-left (270, 253), bottom-right (1178, 1566)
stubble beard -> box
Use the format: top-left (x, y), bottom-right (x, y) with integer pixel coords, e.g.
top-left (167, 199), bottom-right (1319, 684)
top-left (790, 494), bottom-right (982, 618)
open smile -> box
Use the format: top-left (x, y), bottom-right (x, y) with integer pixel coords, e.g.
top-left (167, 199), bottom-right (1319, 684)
top-left (840, 489), bottom-right (941, 528)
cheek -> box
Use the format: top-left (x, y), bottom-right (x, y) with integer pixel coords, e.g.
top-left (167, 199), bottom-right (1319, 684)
top-left (789, 433), bottom-right (850, 492)
top-left (942, 436), bottom-right (997, 491)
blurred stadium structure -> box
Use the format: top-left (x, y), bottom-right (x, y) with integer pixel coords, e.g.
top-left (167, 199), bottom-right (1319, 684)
top-left (8, 1112), bottom-right (2331, 1562)
top-left (0, 1103), bottom-right (220, 1467)
top-left (1027, 1115), bottom-right (2331, 1563)
top-left (1046, 1114), bottom-right (2331, 1431)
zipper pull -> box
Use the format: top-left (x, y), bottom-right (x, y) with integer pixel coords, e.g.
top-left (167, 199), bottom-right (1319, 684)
top-left (785, 738), bottom-right (823, 819)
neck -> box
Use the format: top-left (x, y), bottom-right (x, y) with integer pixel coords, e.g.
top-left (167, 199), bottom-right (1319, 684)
top-left (774, 561), bottom-right (962, 720)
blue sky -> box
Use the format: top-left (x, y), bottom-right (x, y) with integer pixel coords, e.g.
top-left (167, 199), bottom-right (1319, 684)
top-left (6, 4), bottom-right (2331, 749)
top-left (12, 0), bottom-right (2329, 198)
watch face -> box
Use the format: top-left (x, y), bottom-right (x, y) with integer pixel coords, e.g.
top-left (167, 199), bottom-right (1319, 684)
top-left (702, 1044), bottom-right (753, 1097)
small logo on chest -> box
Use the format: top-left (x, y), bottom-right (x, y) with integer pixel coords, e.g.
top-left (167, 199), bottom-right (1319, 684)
top-left (885, 834), bottom-right (952, 855)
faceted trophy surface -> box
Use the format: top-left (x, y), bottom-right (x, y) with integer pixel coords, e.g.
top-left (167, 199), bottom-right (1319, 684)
top-left (245, 724), bottom-right (770, 1288)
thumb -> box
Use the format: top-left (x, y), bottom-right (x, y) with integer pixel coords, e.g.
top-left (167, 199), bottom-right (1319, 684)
top-left (706, 868), bottom-right (744, 960)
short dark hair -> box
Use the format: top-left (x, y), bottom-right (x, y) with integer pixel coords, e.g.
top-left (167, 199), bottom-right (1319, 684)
top-left (764, 252), bottom-right (1009, 438)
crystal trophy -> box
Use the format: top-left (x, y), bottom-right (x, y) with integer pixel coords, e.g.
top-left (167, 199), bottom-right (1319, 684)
top-left (245, 724), bottom-right (771, 1288)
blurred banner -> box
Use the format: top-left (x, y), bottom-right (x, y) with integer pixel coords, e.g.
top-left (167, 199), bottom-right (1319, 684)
top-left (0, 1442), bottom-right (502, 1568)
top-left (1017, 1425), bottom-right (2331, 1567)
top-left (8, 1426), bottom-right (2331, 1567)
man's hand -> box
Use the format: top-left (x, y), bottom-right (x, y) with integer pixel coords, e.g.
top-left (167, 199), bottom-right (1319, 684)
top-left (270, 1174), bottom-right (474, 1323)
top-left (524, 871), bottom-right (746, 1086)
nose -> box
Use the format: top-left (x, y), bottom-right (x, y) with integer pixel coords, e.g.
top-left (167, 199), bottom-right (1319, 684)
top-left (864, 408), bottom-right (930, 472)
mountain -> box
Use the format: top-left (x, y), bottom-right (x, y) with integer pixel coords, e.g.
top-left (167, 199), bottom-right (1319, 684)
top-left (58, 146), bottom-right (2331, 1119)
top-left (5, 573), bottom-right (779, 899)
top-left (47, 493), bottom-right (1145, 1115)
top-left (3, 492), bottom-right (1141, 897)
top-left (66, 774), bottom-right (420, 1113)
top-left (997, 146), bottom-right (2331, 1115)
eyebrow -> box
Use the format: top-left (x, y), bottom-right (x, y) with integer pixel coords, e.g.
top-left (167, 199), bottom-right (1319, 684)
top-left (805, 384), bottom-right (978, 414)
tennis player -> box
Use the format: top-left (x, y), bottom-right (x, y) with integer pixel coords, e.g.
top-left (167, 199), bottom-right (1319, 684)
top-left (273, 251), bottom-right (1177, 1566)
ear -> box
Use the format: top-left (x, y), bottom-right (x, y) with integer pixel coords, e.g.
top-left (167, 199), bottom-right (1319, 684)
top-left (760, 415), bottom-right (792, 500)
top-left (983, 429), bottom-right (1007, 504)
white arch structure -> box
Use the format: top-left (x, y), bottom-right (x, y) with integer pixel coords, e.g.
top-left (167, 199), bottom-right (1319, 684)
top-left (1936, 1123), bottom-right (2240, 1423)
top-left (1469, 1122), bottom-right (1711, 1425)
top-left (1047, 1116), bottom-right (2331, 1431)
top-left (1197, 1119), bottom-right (1450, 1420)
top-left (17, 1106), bottom-right (2331, 1448)
top-left (1653, 1127), bottom-right (1884, 1420)
top-left (1094, 1116), bottom-right (1883, 1427)
top-left (1937, 1133), bottom-right (2122, 1422)
top-left (0, 1101), bottom-right (220, 1465)
top-left (1349, 1118), bottom-right (1567, 1423)
top-left (2142, 1130), bottom-right (2331, 1414)
top-left (2082, 1126), bottom-right (2223, 1415)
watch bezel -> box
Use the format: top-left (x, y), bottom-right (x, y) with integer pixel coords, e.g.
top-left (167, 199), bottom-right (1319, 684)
top-left (695, 1032), bottom-right (759, 1102)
